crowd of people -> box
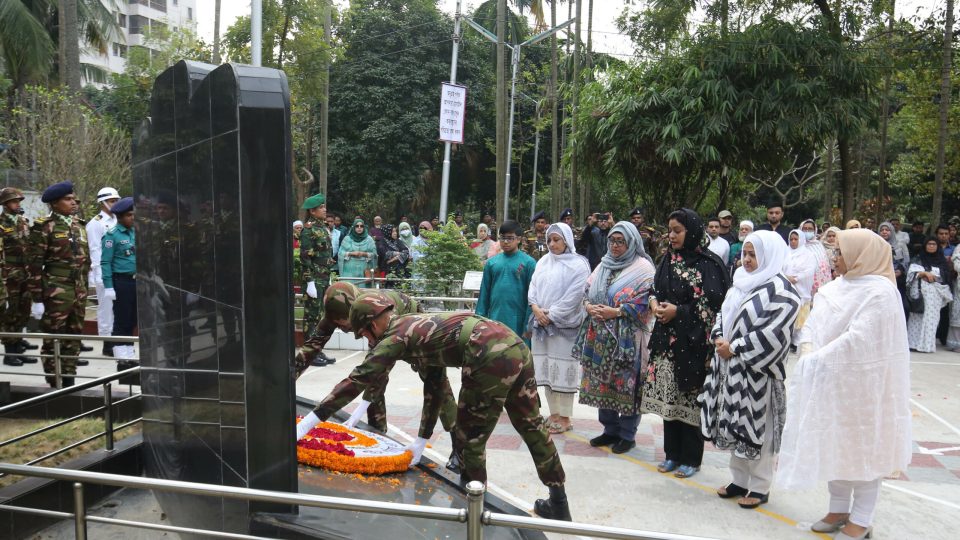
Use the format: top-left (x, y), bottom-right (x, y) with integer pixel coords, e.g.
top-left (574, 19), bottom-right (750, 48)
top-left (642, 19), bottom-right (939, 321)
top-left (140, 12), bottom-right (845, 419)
top-left (295, 197), bottom-right (956, 536)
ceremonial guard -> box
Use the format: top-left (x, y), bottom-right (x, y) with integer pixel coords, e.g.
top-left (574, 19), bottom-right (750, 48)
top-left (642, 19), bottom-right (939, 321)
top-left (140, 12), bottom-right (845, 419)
top-left (100, 197), bottom-right (137, 365)
top-left (0, 188), bottom-right (38, 366)
top-left (559, 208), bottom-right (582, 243)
top-left (27, 181), bottom-right (90, 387)
top-left (299, 194), bottom-right (334, 363)
top-left (297, 296), bottom-right (573, 521)
top-left (523, 211), bottom-right (549, 262)
top-left (86, 187), bottom-right (120, 356)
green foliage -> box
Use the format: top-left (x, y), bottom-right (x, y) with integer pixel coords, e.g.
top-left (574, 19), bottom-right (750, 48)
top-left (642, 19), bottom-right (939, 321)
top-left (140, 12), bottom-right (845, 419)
top-left (413, 221), bottom-right (482, 297)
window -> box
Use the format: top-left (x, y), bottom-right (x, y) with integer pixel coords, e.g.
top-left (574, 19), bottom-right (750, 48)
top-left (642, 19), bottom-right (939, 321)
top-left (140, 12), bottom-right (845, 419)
top-left (118, 14), bottom-right (127, 28)
top-left (149, 0), bottom-right (167, 12)
top-left (112, 43), bottom-right (128, 58)
top-left (187, 7), bottom-right (192, 20)
top-left (129, 15), bottom-right (146, 34)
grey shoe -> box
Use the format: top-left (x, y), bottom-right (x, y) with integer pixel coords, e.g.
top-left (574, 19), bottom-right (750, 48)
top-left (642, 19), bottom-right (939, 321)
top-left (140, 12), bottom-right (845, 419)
top-left (835, 526), bottom-right (872, 539)
top-left (811, 519), bottom-right (846, 533)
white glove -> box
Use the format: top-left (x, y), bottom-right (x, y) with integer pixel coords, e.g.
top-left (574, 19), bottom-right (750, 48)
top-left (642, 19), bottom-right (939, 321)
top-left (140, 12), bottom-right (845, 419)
top-left (185, 292), bottom-right (200, 306)
top-left (404, 437), bottom-right (428, 468)
top-left (343, 400), bottom-right (371, 429)
top-left (103, 288), bottom-right (117, 301)
top-left (306, 281), bottom-right (318, 299)
top-left (296, 412), bottom-right (321, 441)
top-left (31, 302), bottom-right (45, 320)
top-left (93, 266), bottom-right (103, 288)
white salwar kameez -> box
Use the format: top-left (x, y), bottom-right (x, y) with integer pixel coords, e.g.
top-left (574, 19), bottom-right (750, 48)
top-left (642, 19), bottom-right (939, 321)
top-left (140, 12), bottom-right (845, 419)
top-left (906, 264), bottom-right (953, 353)
top-left (777, 276), bottom-right (912, 493)
top-left (948, 251), bottom-right (960, 350)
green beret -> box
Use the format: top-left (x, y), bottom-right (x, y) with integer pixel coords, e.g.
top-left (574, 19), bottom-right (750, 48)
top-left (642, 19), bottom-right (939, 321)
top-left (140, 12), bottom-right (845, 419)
top-left (301, 193), bottom-right (326, 210)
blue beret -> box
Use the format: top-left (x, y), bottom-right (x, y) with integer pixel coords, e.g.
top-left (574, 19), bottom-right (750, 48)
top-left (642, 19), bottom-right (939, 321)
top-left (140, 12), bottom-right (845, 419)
top-left (560, 208), bottom-right (573, 219)
top-left (531, 210), bottom-right (546, 223)
top-left (41, 181), bottom-right (74, 203)
top-left (111, 196), bottom-right (134, 214)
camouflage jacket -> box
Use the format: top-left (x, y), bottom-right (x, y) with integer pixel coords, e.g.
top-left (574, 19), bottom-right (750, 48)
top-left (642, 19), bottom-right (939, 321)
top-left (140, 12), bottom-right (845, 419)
top-left (0, 212), bottom-right (31, 271)
top-left (523, 229), bottom-right (548, 262)
top-left (295, 289), bottom-right (419, 378)
top-left (27, 213), bottom-right (90, 301)
top-left (311, 312), bottom-right (522, 438)
top-left (299, 219), bottom-right (333, 284)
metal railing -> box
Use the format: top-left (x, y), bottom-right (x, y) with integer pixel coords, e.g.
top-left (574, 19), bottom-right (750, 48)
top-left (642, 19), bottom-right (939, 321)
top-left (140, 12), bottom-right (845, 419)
top-left (0, 332), bottom-right (139, 388)
top-left (0, 463), bottom-right (716, 540)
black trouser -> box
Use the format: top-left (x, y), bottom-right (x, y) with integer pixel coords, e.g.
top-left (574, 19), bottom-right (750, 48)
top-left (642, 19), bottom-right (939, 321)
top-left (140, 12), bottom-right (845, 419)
top-left (111, 274), bottom-right (138, 346)
top-left (663, 419), bottom-right (704, 467)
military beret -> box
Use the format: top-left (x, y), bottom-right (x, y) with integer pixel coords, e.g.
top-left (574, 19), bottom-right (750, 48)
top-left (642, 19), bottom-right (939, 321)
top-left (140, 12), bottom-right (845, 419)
top-left (454, 210), bottom-right (463, 217)
top-left (630, 207), bottom-right (644, 217)
top-left (302, 193), bottom-right (326, 210)
top-left (111, 197), bottom-right (135, 215)
top-left (323, 282), bottom-right (360, 322)
top-left (41, 181), bottom-right (75, 203)
top-left (559, 208), bottom-right (573, 220)
top-left (349, 293), bottom-right (395, 338)
top-left (531, 210), bottom-right (547, 223)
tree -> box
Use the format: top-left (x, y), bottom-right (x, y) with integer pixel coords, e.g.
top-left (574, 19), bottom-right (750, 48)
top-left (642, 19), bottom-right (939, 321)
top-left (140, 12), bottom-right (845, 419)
top-left (59, 0), bottom-right (81, 91)
top-left (212, 0), bottom-right (222, 63)
top-left (414, 221), bottom-right (482, 298)
top-left (932, 0), bottom-right (955, 226)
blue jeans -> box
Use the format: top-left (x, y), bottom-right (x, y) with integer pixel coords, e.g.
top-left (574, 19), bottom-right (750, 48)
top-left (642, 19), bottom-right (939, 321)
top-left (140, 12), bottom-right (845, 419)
top-left (598, 408), bottom-right (641, 441)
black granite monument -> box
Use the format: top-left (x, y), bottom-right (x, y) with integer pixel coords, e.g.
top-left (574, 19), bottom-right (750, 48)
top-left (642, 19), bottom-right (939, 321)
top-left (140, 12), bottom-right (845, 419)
top-left (132, 60), bottom-right (297, 534)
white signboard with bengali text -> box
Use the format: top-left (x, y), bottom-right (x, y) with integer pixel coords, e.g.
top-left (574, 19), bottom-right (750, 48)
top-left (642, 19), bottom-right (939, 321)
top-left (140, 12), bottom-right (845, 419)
top-left (462, 270), bottom-right (484, 291)
top-left (438, 83), bottom-right (467, 143)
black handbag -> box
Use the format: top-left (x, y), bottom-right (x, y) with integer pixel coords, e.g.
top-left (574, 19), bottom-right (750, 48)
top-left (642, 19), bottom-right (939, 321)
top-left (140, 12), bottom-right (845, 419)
top-left (907, 279), bottom-right (925, 314)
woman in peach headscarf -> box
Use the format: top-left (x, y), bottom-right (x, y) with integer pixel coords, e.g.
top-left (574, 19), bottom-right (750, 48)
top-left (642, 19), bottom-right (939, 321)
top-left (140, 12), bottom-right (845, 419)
top-left (776, 230), bottom-right (911, 540)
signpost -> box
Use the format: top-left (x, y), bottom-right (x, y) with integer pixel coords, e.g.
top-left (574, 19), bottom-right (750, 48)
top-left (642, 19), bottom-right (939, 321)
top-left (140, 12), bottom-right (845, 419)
top-left (439, 83), bottom-right (467, 144)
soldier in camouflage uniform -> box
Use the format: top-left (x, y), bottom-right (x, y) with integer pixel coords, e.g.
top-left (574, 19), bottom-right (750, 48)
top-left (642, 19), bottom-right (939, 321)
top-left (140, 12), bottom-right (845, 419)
top-left (523, 210), bottom-right (549, 262)
top-left (0, 187), bottom-right (39, 366)
top-left (296, 296), bottom-right (572, 521)
top-left (27, 181), bottom-right (91, 387)
top-left (299, 193), bottom-right (333, 348)
top-left (294, 282), bottom-right (458, 436)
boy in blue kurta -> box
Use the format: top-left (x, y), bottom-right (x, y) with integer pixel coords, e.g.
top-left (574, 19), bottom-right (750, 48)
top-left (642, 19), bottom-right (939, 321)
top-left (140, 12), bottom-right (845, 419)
top-left (475, 220), bottom-right (536, 344)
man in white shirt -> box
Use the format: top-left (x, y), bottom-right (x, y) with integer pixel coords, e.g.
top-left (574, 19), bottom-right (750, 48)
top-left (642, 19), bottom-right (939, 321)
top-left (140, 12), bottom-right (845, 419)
top-left (86, 187), bottom-right (120, 357)
top-left (706, 216), bottom-right (730, 265)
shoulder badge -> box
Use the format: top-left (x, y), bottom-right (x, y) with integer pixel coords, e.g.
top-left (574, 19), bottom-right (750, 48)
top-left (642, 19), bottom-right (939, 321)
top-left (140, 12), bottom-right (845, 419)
top-left (94, 215), bottom-right (103, 221)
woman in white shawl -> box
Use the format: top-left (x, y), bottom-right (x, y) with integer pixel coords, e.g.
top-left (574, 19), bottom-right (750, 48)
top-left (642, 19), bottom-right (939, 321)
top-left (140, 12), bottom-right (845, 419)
top-left (699, 231), bottom-right (800, 510)
top-left (906, 237), bottom-right (954, 353)
top-left (572, 221), bottom-right (657, 454)
top-left (783, 229), bottom-right (816, 338)
top-left (949, 249), bottom-right (960, 351)
top-left (776, 230), bottom-right (912, 539)
top-left (800, 219), bottom-right (833, 295)
top-left (528, 223), bottom-right (591, 433)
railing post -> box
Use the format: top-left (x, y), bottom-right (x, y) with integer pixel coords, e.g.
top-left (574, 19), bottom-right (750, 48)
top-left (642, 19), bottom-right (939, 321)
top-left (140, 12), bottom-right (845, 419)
top-left (73, 482), bottom-right (87, 539)
top-left (103, 382), bottom-right (114, 451)
top-left (53, 339), bottom-right (62, 389)
top-left (466, 480), bottom-right (485, 540)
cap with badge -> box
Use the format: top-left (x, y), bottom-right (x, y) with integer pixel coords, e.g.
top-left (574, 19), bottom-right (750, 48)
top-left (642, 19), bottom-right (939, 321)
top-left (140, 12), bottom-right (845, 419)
top-left (41, 180), bottom-right (75, 203)
top-left (97, 187), bottom-right (120, 203)
top-left (531, 210), bottom-right (547, 223)
top-left (301, 192), bottom-right (326, 210)
top-left (111, 197), bottom-right (135, 215)
top-left (718, 210), bottom-right (733, 219)
top-left (559, 208), bottom-right (573, 220)
top-left (0, 187), bottom-right (25, 205)
top-left (630, 207), bottom-right (644, 217)
top-left (348, 293), bottom-right (395, 338)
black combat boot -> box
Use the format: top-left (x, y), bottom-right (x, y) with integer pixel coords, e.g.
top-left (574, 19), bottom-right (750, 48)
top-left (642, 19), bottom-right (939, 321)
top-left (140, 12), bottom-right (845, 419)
top-left (534, 485), bottom-right (572, 521)
top-left (3, 344), bottom-right (24, 366)
top-left (14, 342), bottom-right (37, 363)
top-left (18, 339), bottom-right (38, 350)
top-left (102, 342), bottom-right (114, 357)
top-left (445, 449), bottom-right (462, 475)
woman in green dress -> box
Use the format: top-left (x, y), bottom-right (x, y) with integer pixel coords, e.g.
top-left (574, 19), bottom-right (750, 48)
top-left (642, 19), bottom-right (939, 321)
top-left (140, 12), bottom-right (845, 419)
top-left (338, 218), bottom-right (378, 288)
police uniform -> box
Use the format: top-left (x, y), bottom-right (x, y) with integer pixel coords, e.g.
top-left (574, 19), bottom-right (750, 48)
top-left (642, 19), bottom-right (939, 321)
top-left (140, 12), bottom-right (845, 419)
top-left (299, 193), bottom-right (333, 340)
top-left (101, 197), bottom-right (137, 363)
top-left (523, 210), bottom-right (549, 262)
top-left (87, 187), bottom-right (119, 355)
top-left (27, 181), bottom-right (90, 387)
top-left (559, 208), bottom-right (582, 244)
top-left (0, 187), bottom-right (38, 366)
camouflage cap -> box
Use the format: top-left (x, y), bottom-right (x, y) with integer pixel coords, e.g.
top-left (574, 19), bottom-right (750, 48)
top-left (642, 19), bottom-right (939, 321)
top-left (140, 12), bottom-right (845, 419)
top-left (348, 294), bottom-right (394, 338)
top-left (323, 282), bottom-right (360, 322)
top-left (0, 187), bottom-right (25, 205)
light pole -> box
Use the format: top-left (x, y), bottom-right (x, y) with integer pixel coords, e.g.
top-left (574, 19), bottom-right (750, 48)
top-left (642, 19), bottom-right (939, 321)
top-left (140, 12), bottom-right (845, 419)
top-left (517, 92), bottom-right (542, 223)
top-left (438, 0), bottom-right (463, 222)
top-left (464, 17), bottom-right (574, 219)
top-left (251, 0), bottom-right (262, 67)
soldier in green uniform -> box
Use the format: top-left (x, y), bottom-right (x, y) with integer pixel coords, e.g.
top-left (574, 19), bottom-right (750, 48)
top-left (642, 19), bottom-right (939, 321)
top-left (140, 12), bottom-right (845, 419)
top-left (0, 187), bottom-right (39, 366)
top-left (299, 193), bottom-right (333, 353)
top-left (294, 283), bottom-right (458, 441)
top-left (523, 210), bottom-right (549, 262)
top-left (27, 181), bottom-right (90, 387)
top-left (296, 296), bottom-right (573, 521)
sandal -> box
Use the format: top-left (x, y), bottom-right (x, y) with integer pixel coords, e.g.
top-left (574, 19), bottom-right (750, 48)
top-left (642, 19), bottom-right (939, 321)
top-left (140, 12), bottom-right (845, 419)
top-left (546, 421), bottom-right (573, 434)
top-left (673, 465), bottom-right (700, 478)
top-left (656, 459), bottom-right (679, 473)
top-left (717, 483), bottom-right (749, 499)
top-left (737, 492), bottom-right (769, 509)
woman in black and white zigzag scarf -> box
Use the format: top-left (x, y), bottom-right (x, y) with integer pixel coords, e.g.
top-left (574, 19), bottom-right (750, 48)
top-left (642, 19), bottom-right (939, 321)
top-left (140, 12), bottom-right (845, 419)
top-left (698, 230), bottom-right (801, 510)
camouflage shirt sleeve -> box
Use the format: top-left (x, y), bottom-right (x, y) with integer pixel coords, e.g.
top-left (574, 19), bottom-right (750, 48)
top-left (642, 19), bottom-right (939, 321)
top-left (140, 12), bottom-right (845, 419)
top-left (417, 366), bottom-right (448, 439)
top-left (25, 220), bottom-right (49, 303)
top-left (310, 334), bottom-right (404, 421)
top-left (294, 318), bottom-right (337, 379)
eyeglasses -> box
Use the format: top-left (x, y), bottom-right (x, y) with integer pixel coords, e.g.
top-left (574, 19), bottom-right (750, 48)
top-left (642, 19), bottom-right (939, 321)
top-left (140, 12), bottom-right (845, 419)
top-left (607, 238), bottom-right (626, 247)
top-left (500, 236), bottom-right (519, 242)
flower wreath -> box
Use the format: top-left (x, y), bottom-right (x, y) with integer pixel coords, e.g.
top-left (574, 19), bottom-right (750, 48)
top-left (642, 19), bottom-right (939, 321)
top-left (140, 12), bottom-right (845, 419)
top-left (296, 417), bottom-right (412, 475)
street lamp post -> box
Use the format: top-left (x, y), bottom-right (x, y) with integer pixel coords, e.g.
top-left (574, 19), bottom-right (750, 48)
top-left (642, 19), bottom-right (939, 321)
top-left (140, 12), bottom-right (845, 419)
top-left (438, 0), bottom-right (464, 222)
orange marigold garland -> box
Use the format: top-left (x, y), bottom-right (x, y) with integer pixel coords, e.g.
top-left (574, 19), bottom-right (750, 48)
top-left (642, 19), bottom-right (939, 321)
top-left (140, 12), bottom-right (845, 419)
top-left (296, 417), bottom-right (412, 475)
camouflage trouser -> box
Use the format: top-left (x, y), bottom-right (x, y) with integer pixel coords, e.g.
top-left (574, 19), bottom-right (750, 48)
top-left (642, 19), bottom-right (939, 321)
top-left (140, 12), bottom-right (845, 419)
top-left (40, 276), bottom-right (88, 377)
top-left (302, 285), bottom-right (326, 339)
top-left (2, 269), bottom-right (31, 346)
top-left (363, 368), bottom-right (458, 434)
top-left (454, 343), bottom-right (565, 487)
